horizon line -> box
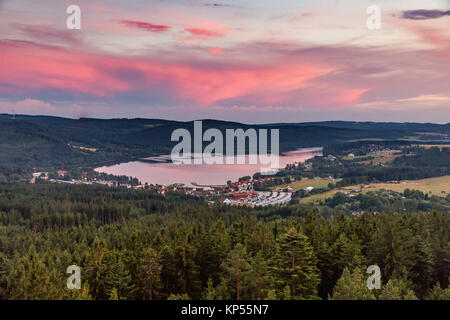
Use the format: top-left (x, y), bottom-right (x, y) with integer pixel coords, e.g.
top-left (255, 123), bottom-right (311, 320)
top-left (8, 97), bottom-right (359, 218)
top-left (1, 113), bottom-right (449, 126)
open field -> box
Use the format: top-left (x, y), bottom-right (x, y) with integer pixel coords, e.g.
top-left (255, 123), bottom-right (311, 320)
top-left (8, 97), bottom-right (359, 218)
top-left (272, 177), bottom-right (335, 191)
top-left (351, 154), bottom-right (394, 164)
top-left (355, 153), bottom-right (415, 165)
top-left (300, 175), bottom-right (450, 204)
top-left (300, 190), bottom-right (341, 204)
top-left (359, 176), bottom-right (450, 195)
top-left (414, 144), bottom-right (450, 150)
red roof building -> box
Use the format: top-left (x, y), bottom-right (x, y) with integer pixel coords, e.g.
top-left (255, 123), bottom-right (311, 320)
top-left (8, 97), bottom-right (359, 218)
top-left (232, 193), bottom-right (249, 199)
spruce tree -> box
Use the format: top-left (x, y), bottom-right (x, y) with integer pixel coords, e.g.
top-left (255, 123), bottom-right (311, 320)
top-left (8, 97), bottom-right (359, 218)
top-left (378, 278), bottom-right (418, 300)
top-left (221, 243), bottom-right (250, 300)
top-left (331, 267), bottom-right (376, 300)
top-left (272, 228), bottom-right (320, 299)
top-left (137, 248), bottom-right (162, 300)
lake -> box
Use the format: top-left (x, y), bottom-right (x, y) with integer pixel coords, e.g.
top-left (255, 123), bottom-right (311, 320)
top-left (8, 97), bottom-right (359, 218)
top-left (95, 147), bottom-right (322, 187)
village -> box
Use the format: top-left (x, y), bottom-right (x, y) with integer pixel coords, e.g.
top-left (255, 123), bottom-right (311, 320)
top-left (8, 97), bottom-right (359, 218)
top-left (29, 169), bottom-right (293, 207)
top-left (145, 177), bottom-right (293, 207)
top-left (27, 146), bottom-right (407, 208)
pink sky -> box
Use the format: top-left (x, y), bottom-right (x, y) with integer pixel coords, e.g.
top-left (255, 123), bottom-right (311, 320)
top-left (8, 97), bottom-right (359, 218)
top-left (0, 0), bottom-right (449, 123)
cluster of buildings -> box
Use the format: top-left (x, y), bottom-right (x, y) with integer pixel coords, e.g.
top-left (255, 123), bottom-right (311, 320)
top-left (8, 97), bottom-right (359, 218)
top-left (222, 191), bottom-right (292, 207)
top-left (342, 184), bottom-right (371, 198)
top-left (149, 177), bottom-right (292, 207)
top-left (30, 170), bottom-right (127, 188)
top-left (30, 169), bottom-right (292, 207)
top-left (152, 177), bottom-right (275, 197)
top-left (352, 210), bottom-right (379, 217)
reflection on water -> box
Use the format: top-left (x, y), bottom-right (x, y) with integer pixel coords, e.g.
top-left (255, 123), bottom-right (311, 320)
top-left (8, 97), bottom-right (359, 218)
top-left (95, 147), bottom-right (322, 187)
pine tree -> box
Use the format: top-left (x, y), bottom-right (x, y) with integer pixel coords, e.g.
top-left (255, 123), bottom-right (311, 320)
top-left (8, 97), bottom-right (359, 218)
top-left (215, 277), bottom-right (233, 300)
top-left (174, 232), bottom-right (202, 299)
top-left (198, 219), bottom-right (231, 285)
top-left (331, 267), bottom-right (376, 300)
top-left (368, 215), bottom-right (415, 279)
top-left (272, 228), bottom-right (320, 299)
top-left (104, 253), bottom-right (134, 300)
top-left (328, 233), bottom-right (365, 297)
top-left (409, 237), bottom-right (434, 298)
top-left (137, 248), bottom-right (162, 300)
top-left (281, 285), bottom-right (291, 300)
top-left (265, 289), bottom-right (277, 300)
top-left (245, 251), bottom-right (272, 300)
top-left (84, 237), bottom-right (109, 299)
top-left (378, 278), bottom-right (418, 300)
top-left (5, 247), bottom-right (63, 299)
top-left (68, 283), bottom-right (93, 300)
top-left (109, 287), bottom-right (119, 300)
top-left (168, 293), bottom-right (190, 300)
top-left (425, 282), bottom-right (450, 300)
top-left (221, 243), bottom-right (250, 300)
top-left (202, 277), bottom-right (219, 300)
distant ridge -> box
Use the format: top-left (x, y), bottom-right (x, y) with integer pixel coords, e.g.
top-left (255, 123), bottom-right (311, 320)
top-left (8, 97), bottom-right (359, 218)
top-left (0, 114), bottom-right (448, 169)
top-left (1, 113), bottom-right (448, 128)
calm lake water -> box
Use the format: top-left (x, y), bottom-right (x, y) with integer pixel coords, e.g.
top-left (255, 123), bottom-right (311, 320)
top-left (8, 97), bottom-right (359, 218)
top-left (95, 147), bottom-right (322, 187)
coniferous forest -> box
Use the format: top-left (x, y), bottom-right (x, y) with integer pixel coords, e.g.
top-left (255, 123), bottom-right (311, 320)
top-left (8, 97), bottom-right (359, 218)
top-left (0, 183), bottom-right (448, 300)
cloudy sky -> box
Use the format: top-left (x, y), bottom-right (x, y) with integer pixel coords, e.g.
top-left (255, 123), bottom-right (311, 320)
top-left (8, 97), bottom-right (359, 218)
top-left (0, 0), bottom-right (449, 123)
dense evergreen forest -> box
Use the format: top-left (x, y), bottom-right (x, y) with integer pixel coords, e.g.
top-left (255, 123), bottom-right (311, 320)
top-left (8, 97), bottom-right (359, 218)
top-left (0, 183), bottom-right (448, 300)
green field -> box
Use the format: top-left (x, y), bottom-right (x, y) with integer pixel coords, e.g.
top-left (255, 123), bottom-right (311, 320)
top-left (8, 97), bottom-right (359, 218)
top-left (272, 177), bottom-right (335, 191)
top-left (300, 175), bottom-right (450, 204)
top-left (360, 176), bottom-right (450, 195)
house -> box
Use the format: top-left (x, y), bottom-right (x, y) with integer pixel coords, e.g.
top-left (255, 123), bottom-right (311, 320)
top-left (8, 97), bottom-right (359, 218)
top-left (352, 211), bottom-right (362, 217)
top-left (57, 170), bottom-right (68, 177)
top-left (232, 193), bottom-right (249, 199)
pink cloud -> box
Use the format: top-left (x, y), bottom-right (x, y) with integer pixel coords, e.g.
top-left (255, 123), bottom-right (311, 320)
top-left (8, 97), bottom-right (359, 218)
top-left (0, 39), bottom-right (343, 108)
top-left (185, 27), bottom-right (225, 39)
top-left (409, 24), bottom-right (449, 50)
top-left (0, 40), bottom-right (130, 97)
top-left (182, 23), bottom-right (229, 41)
top-left (12, 23), bottom-right (84, 47)
top-left (0, 34), bottom-right (447, 113)
top-left (120, 20), bottom-right (171, 33)
top-left (208, 48), bottom-right (223, 55)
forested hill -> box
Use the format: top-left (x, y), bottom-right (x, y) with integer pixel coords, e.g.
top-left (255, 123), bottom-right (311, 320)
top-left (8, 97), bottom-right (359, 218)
top-left (0, 114), bottom-right (449, 169)
top-left (269, 121), bottom-right (450, 132)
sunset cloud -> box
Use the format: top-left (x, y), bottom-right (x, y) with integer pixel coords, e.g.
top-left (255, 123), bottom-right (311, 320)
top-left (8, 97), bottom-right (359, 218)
top-left (184, 25), bottom-right (229, 40)
top-left (11, 23), bottom-right (84, 47)
top-left (208, 48), bottom-right (223, 55)
top-left (120, 20), bottom-right (171, 33)
top-left (401, 10), bottom-right (450, 20)
top-left (186, 28), bottom-right (223, 38)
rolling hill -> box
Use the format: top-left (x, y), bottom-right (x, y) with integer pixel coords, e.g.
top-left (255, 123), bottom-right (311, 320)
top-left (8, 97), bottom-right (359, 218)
top-left (0, 114), bottom-right (448, 170)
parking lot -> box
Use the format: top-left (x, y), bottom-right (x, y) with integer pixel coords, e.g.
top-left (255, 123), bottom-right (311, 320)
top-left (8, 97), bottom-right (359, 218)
top-left (227, 191), bottom-right (292, 207)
